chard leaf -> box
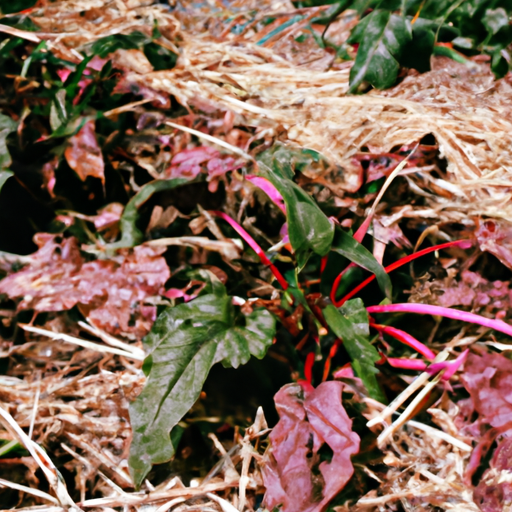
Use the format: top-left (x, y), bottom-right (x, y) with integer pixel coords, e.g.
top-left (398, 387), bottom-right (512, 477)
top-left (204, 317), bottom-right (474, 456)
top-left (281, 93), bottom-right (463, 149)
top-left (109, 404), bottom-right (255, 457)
top-left (348, 9), bottom-right (411, 92)
top-left (257, 152), bottom-right (334, 269)
top-left (324, 301), bottom-right (385, 402)
top-left (129, 281), bottom-right (275, 487)
top-left (331, 228), bottom-right (392, 300)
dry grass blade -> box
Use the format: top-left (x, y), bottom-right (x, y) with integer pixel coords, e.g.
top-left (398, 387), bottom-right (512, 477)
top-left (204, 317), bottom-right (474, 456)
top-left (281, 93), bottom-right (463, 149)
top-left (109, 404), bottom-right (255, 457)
top-left (20, 324), bottom-right (144, 360)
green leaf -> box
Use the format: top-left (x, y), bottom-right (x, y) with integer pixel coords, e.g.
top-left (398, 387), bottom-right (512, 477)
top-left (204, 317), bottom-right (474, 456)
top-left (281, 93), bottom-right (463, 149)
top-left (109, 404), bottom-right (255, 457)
top-left (331, 228), bottom-right (392, 300)
top-left (348, 9), bottom-right (412, 92)
top-left (323, 301), bottom-right (385, 402)
top-left (257, 151), bottom-right (334, 269)
top-left (0, 114), bottom-right (17, 170)
top-left (129, 282), bottom-right (275, 487)
top-left (399, 18), bottom-right (436, 73)
top-left (483, 8), bottom-right (509, 35)
top-left (0, 170), bottom-right (13, 193)
top-left (491, 49), bottom-right (510, 78)
top-left (49, 90), bottom-right (67, 132)
top-left (108, 178), bottom-right (188, 249)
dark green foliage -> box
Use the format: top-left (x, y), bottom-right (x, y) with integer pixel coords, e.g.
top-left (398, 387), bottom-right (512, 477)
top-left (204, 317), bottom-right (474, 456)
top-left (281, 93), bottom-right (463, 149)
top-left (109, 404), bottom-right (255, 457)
top-left (323, 300), bottom-right (386, 402)
top-left (129, 277), bottom-right (276, 486)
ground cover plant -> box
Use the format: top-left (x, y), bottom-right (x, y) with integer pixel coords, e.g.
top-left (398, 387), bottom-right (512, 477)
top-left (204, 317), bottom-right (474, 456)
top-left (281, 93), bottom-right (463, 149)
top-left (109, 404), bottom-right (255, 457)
top-left (1, 0), bottom-right (512, 511)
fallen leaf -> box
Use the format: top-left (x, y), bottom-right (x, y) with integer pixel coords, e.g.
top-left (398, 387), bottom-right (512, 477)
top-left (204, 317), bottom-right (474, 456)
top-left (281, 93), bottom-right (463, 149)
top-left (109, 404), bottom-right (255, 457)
top-left (262, 381), bottom-right (360, 512)
top-left (64, 120), bottom-right (105, 183)
top-left (0, 235), bottom-right (170, 338)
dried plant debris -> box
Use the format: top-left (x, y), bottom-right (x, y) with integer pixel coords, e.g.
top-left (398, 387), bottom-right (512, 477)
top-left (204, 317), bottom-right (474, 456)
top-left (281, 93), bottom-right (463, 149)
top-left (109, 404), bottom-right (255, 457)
top-left (1, 0), bottom-right (512, 511)
top-left (0, 234), bottom-right (170, 338)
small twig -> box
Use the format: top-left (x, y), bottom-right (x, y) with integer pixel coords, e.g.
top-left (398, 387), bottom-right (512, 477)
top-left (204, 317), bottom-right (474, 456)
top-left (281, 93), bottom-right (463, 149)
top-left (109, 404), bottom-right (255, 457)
top-left (78, 320), bottom-right (145, 359)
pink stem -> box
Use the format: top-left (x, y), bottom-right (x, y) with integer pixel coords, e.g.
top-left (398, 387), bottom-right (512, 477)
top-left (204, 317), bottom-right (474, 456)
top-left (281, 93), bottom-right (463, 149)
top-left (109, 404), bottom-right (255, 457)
top-left (367, 303), bottom-right (512, 338)
top-left (211, 211), bottom-right (288, 290)
top-left (371, 323), bottom-right (436, 360)
top-left (428, 349), bottom-right (469, 380)
top-left (386, 358), bottom-right (428, 371)
top-left (333, 240), bottom-right (472, 307)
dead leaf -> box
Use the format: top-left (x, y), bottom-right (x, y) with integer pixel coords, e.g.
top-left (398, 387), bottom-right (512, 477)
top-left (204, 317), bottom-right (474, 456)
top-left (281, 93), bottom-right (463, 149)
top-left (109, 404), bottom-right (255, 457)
top-left (64, 120), bottom-right (105, 183)
top-left (0, 235), bottom-right (170, 338)
top-left (262, 381), bottom-right (359, 512)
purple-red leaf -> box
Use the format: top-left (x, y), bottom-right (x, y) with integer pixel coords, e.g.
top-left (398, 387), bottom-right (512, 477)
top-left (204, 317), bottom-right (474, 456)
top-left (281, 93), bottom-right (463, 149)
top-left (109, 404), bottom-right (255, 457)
top-left (262, 381), bottom-right (360, 512)
top-left (0, 234), bottom-right (169, 337)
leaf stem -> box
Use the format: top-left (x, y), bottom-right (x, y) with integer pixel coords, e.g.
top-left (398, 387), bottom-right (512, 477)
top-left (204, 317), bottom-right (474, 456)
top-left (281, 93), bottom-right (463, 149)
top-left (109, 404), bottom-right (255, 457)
top-left (333, 239), bottom-right (471, 307)
top-left (210, 211), bottom-right (288, 290)
top-left (367, 303), bottom-right (512, 338)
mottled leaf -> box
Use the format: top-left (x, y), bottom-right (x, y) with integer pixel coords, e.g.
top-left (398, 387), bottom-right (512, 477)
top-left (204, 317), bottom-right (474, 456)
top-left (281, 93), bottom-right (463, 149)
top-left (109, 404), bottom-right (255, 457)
top-left (0, 234), bottom-right (169, 338)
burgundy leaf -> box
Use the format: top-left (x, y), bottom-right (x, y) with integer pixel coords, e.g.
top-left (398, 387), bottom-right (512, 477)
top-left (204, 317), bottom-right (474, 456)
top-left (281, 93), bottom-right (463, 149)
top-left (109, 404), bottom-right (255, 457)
top-left (0, 235), bottom-right (169, 338)
top-left (262, 381), bottom-right (359, 512)
top-left (461, 351), bottom-right (512, 429)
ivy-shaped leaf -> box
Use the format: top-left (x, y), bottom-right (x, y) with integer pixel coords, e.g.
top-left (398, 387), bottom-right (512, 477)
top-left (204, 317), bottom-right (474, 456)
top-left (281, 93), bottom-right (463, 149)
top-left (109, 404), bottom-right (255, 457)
top-left (323, 300), bottom-right (386, 403)
top-left (348, 9), bottom-right (411, 92)
top-left (331, 228), bottom-right (392, 300)
top-left (129, 281), bottom-right (275, 487)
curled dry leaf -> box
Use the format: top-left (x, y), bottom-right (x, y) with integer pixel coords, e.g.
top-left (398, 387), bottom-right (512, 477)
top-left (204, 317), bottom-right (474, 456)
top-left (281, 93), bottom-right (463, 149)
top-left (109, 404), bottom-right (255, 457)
top-left (64, 120), bottom-right (105, 183)
top-left (0, 234), bottom-right (170, 338)
top-left (262, 381), bottom-right (360, 512)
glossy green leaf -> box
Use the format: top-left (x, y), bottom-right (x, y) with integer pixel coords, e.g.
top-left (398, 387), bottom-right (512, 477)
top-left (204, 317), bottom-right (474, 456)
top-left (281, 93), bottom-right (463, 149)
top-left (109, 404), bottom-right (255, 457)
top-left (348, 9), bottom-right (411, 92)
top-left (324, 301), bottom-right (385, 402)
top-left (109, 178), bottom-right (188, 249)
top-left (129, 281), bottom-right (275, 487)
top-left (258, 152), bottom-right (334, 269)
top-left (331, 228), bottom-right (392, 300)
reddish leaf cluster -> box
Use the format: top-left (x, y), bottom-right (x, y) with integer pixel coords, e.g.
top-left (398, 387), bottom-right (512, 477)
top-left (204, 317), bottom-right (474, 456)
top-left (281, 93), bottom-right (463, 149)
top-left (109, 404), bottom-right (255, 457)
top-left (262, 381), bottom-right (359, 512)
top-left (166, 146), bottom-right (244, 191)
top-left (0, 234), bottom-right (170, 338)
top-left (459, 351), bottom-right (512, 512)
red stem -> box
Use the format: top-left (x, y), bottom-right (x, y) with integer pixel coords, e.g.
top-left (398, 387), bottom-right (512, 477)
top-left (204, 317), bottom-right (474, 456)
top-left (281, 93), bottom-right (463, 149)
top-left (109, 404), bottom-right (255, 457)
top-left (210, 211), bottom-right (288, 290)
top-left (333, 239), bottom-right (471, 307)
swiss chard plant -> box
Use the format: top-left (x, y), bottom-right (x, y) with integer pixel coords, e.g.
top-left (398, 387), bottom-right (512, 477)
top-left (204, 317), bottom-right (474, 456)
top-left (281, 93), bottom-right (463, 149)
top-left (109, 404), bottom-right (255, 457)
top-left (128, 145), bottom-right (512, 487)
